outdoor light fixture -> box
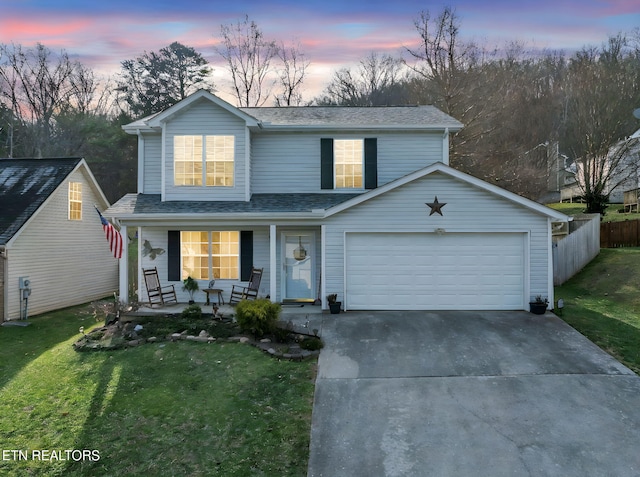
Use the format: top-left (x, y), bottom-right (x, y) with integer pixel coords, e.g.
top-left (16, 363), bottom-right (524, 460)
top-left (293, 236), bottom-right (307, 261)
top-left (556, 298), bottom-right (564, 316)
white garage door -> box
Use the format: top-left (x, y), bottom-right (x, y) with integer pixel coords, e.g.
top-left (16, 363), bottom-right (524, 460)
top-left (345, 232), bottom-right (525, 310)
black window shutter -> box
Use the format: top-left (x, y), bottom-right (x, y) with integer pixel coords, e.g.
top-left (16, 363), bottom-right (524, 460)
top-left (364, 138), bottom-right (378, 189)
top-left (320, 138), bottom-right (334, 189)
top-left (240, 231), bottom-right (253, 281)
top-left (167, 231), bottom-right (181, 281)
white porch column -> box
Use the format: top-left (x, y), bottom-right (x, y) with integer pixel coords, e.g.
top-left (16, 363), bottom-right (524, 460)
top-left (119, 224), bottom-right (128, 303)
top-left (269, 224), bottom-right (277, 302)
top-left (321, 224), bottom-right (327, 310)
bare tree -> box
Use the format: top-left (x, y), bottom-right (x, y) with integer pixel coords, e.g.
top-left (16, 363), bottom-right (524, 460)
top-left (317, 52), bottom-right (407, 106)
top-left (274, 40), bottom-right (309, 106)
top-left (0, 42), bottom-right (96, 156)
top-left (561, 34), bottom-right (640, 213)
top-left (216, 15), bottom-right (278, 107)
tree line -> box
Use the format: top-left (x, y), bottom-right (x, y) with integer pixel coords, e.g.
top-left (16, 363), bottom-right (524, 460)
top-left (1, 8), bottom-right (639, 212)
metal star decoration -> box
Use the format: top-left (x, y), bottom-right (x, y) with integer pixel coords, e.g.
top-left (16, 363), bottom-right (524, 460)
top-left (426, 196), bottom-right (446, 216)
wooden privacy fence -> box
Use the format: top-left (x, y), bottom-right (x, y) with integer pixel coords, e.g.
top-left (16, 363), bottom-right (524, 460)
top-left (600, 219), bottom-right (640, 248)
top-left (553, 214), bottom-right (600, 286)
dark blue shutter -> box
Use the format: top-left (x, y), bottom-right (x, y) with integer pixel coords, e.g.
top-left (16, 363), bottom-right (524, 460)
top-left (240, 231), bottom-right (253, 281)
top-left (321, 138), bottom-right (334, 189)
top-left (167, 231), bottom-right (181, 281)
top-left (364, 138), bottom-right (377, 189)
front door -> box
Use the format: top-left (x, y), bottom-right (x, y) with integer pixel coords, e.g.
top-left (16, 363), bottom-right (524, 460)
top-left (282, 233), bottom-right (315, 302)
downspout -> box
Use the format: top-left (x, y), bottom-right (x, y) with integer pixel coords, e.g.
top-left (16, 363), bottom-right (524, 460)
top-left (0, 246), bottom-right (6, 322)
top-left (442, 128), bottom-right (450, 165)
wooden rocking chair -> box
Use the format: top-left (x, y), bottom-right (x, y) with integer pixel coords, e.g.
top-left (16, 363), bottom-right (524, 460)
top-left (229, 267), bottom-right (263, 304)
top-left (142, 267), bottom-right (178, 307)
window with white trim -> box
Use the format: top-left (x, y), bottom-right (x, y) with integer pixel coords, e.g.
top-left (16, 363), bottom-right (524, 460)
top-left (68, 182), bottom-right (82, 220)
top-left (334, 139), bottom-right (363, 188)
top-left (174, 135), bottom-right (234, 187)
top-left (181, 231), bottom-right (239, 280)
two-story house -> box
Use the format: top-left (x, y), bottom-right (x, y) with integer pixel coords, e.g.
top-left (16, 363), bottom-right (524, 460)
top-left (106, 90), bottom-right (569, 311)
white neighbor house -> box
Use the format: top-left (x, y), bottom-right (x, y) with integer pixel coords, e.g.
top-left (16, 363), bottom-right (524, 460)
top-left (106, 90), bottom-right (569, 311)
top-left (0, 158), bottom-right (119, 321)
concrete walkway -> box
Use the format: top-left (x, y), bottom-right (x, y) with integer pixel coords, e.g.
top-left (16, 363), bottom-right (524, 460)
top-left (308, 311), bottom-right (640, 477)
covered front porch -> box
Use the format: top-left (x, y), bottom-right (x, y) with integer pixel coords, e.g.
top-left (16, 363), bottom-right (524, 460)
top-left (117, 223), bottom-right (329, 310)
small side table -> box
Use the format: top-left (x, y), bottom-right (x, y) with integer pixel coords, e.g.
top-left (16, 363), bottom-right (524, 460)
top-left (203, 288), bottom-right (225, 306)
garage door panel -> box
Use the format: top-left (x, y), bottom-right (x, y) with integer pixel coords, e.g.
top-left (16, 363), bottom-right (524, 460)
top-left (345, 233), bottom-right (525, 311)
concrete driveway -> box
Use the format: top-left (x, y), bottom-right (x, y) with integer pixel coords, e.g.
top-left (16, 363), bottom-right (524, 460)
top-left (307, 311), bottom-right (640, 477)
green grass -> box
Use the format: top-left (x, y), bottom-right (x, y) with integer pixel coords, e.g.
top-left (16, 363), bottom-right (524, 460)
top-left (0, 306), bottom-right (316, 476)
top-left (547, 202), bottom-right (640, 223)
top-left (555, 248), bottom-right (640, 374)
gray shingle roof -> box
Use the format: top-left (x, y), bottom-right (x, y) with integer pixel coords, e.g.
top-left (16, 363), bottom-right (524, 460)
top-left (106, 193), bottom-right (362, 217)
top-left (240, 105), bottom-right (463, 129)
top-left (0, 158), bottom-right (82, 244)
top-left (123, 90), bottom-right (463, 131)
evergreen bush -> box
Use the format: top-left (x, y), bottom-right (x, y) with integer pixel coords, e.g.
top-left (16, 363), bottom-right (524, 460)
top-left (236, 299), bottom-right (281, 338)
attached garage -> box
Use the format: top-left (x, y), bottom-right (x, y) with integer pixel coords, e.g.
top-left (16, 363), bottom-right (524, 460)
top-left (345, 232), bottom-right (526, 311)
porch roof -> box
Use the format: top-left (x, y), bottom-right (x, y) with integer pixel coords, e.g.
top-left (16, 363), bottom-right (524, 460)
top-left (105, 192), bottom-right (361, 220)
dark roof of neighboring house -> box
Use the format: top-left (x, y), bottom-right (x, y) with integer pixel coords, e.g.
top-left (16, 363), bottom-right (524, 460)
top-left (0, 157), bottom-right (82, 245)
top-left (106, 193), bottom-right (362, 217)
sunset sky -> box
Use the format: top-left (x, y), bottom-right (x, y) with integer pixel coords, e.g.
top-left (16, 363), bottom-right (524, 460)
top-left (2, 0), bottom-right (639, 101)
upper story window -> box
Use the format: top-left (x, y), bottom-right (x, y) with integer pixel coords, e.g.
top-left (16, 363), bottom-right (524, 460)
top-left (321, 137), bottom-right (376, 190)
top-left (334, 139), bottom-right (363, 189)
top-left (68, 182), bottom-right (82, 220)
top-left (174, 135), bottom-right (234, 187)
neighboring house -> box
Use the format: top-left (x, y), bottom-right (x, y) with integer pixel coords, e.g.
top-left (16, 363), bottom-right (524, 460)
top-left (560, 129), bottom-right (640, 204)
top-left (106, 90), bottom-right (569, 311)
top-left (0, 158), bottom-right (119, 321)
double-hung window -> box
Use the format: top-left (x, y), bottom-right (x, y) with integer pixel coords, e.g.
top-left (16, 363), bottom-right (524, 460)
top-left (334, 139), bottom-right (363, 188)
top-left (68, 182), bottom-right (82, 220)
top-left (174, 135), bottom-right (234, 187)
top-left (181, 231), bottom-right (239, 280)
top-left (321, 137), bottom-right (377, 190)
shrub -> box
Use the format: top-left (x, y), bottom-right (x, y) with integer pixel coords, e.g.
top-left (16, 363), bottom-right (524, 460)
top-left (180, 304), bottom-right (202, 321)
top-left (300, 336), bottom-right (323, 351)
top-left (236, 299), bottom-right (281, 338)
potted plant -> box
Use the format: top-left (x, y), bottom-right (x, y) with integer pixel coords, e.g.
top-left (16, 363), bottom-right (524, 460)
top-left (529, 295), bottom-right (549, 315)
top-left (327, 293), bottom-right (341, 314)
top-left (182, 276), bottom-right (199, 305)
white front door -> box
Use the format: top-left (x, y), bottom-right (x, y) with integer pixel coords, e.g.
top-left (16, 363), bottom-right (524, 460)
top-left (282, 233), bottom-right (315, 302)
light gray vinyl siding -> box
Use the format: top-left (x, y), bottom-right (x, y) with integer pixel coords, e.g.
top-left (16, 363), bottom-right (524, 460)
top-left (323, 172), bottom-right (550, 308)
top-left (138, 226), bottom-right (271, 304)
top-left (142, 133), bottom-right (162, 194)
top-left (164, 101), bottom-right (247, 201)
top-left (251, 131), bottom-right (444, 193)
top-left (5, 168), bottom-right (118, 320)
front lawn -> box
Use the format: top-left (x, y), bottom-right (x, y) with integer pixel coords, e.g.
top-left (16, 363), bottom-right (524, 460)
top-left (555, 248), bottom-right (640, 374)
top-left (547, 202), bottom-right (640, 222)
top-left (0, 306), bottom-right (316, 476)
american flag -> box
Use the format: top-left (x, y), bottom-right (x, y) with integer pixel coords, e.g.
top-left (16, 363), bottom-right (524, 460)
top-left (95, 207), bottom-right (123, 259)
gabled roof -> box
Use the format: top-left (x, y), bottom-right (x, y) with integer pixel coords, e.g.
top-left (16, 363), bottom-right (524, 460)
top-left (122, 89), bottom-right (463, 133)
top-left (325, 162), bottom-right (572, 221)
top-left (0, 157), bottom-right (91, 245)
top-left (122, 90), bottom-right (260, 133)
